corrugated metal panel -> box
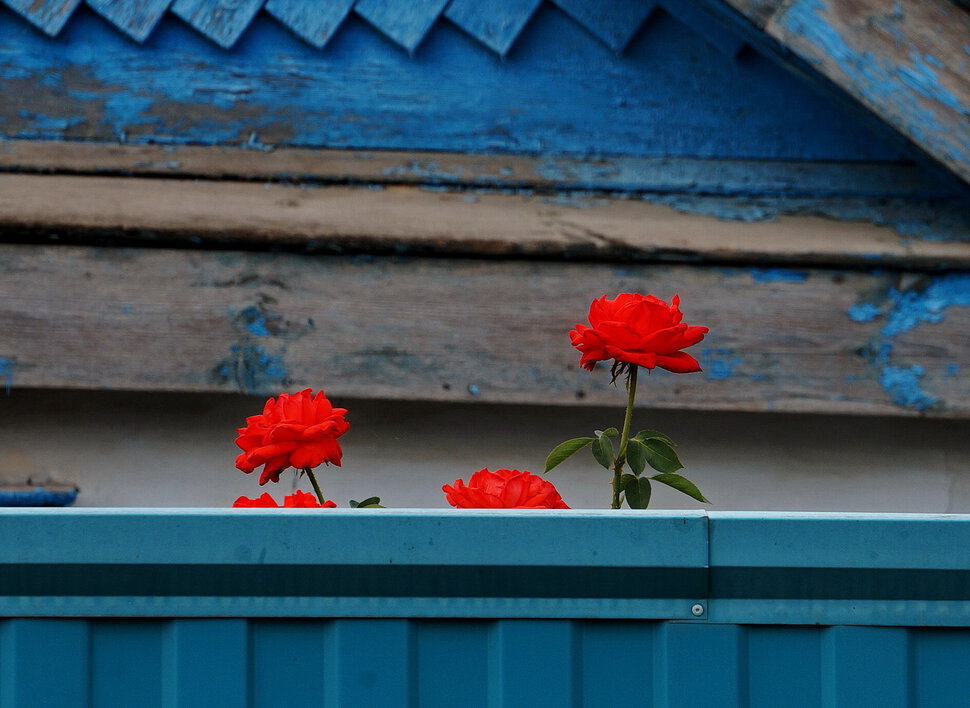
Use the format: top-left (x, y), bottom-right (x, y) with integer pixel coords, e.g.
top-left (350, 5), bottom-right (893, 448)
top-left (1, 511), bottom-right (970, 705)
top-left (3, 618), bottom-right (970, 707)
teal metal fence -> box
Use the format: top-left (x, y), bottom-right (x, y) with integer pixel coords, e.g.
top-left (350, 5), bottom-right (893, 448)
top-left (1, 510), bottom-right (968, 706)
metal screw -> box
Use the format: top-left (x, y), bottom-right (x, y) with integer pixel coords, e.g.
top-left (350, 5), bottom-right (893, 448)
top-left (691, 603), bottom-right (705, 617)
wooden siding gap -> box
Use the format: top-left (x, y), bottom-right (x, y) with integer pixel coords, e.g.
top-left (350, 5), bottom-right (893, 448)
top-left (3, 0), bottom-right (81, 35)
top-left (444, 0), bottom-right (543, 56)
top-left (86, 0), bottom-right (173, 43)
top-left (354, 0), bottom-right (450, 54)
top-left (550, 0), bottom-right (659, 52)
top-left (263, 0), bottom-right (354, 49)
top-left (170, 0), bottom-right (265, 49)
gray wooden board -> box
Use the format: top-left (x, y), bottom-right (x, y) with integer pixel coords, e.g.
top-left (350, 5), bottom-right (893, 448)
top-left (0, 174), bottom-right (968, 270)
top-left (1, 244), bottom-right (966, 417)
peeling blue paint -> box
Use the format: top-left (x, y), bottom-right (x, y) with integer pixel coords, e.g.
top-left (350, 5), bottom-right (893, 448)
top-left (945, 363), bottom-right (961, 378)
top-left (214, 344), bottom-right (288, 393)
top-left (750, 268), bottom-right (809, 284)
top-left (847, 302), bottom-right (881, 323)
top-left (701, 348), bottom-right (742, 380)
top-left (236, 305), bottom-right (273, 337)
top-left (879, 364), bottom-right (938, 411)
top-left (0, 359), bottom-right (14, 395)
top-left (848, 273), bottom-right (970, 411)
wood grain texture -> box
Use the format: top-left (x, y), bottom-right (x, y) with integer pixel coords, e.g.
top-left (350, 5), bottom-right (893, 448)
top-left (725, 0), bottom-right (970, 185)
top-left (2, 0), bottom-right (81, 35)
top-left (0, 173), bottom-right (967, 269)
top-left (444, 0), bottom-right (544, 55)
top-left (1, 244), bottom-right (967, 417)
top-left (353, 0), bottom-right (449, 52)
top-left (170, 0), bottom-right (265, 48)
top-left (550, 0), bottom-right (657, 51)
top-left (0, 5), bottom-right (911, 164)
top-left (2, 141), bottom-right (961, 200)
top-left (86, 0), bottom-right (173, 42)
top-left (264, 0), bottom-right (354, 48)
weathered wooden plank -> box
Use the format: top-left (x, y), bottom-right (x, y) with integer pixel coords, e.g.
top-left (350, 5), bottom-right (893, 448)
top-left (263, 0), bottom-right (354, 48)
top-left (86, 0), bottom-right (173, 42)
top-left (170, 0), bottom-right (265, 48)
top-left (0, 174), bottom-right (967, 269)
top-left (354, 0), bottom-right (450, 53)
top-left (1, 244), bottom-right (967, 417)
top-left (724, 0), bottom-right (970, 186)
top-left (2, 141), bottom-right (963, 200)
top-left (444, 0), bottom-right (546, 55)
top-left (550, 0), bottom-right (657, 51)
top-left (2, 0), bottom-right (81, 35)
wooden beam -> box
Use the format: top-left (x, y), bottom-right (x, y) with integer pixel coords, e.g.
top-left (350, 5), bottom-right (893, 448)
top-left (723, 0), bottom-right (970, 185)
top-left (1, 244), bottom-right (967, 417)
top-left (0, 140), bottom-right (956, 198)
top-left (0, 173), bottom-right (967, 269)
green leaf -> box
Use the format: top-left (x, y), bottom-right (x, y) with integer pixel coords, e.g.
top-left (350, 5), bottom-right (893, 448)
top-left (544, 437), bottom-right (595, 473)
top-left (651, 473), bottom-right (710, 503)
top-left (591, 433), bottom-right (614, 469)
top-left (623, 476), bottom-right (652, 509)
top-left (626, 438), bottom-right (647, 476)
top-left (641, 438), bottom-right (684, 474)
top-left (595, 427), bottom-right (619, 438)
top-left (634, 429), bottom-right (676, 446)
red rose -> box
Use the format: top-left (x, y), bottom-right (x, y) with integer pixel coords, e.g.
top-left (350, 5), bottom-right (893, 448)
top-left (232, 492), bottom-right (278, 507)
top-left (235, 389), bottom-right (349, 485)
top-left (232, 490), bottom-right (337, 508)
top-left (282, 490), bottom-right (337, 508)
top-left (442, 469), bottom-right (570, 509)
top-left (570, 293), bottom-right (709, 373)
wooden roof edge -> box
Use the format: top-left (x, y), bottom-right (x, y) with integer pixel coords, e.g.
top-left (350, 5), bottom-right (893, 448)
top-left (717, 0), bottom-right (970, 187)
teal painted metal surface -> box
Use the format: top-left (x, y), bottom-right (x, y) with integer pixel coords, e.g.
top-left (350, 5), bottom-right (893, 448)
top-left (3, 618), bottom-right (970, 706)
top-left (0, 511), bottom-right (969, 706)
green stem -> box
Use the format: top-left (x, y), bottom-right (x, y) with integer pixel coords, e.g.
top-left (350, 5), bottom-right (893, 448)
top-left (611, 365), bottom-right (639, 509)
top-left (304, 467), bottom-right (325, 505)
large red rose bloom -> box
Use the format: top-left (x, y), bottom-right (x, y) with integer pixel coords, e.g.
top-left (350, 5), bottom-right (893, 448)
top-left (235, 389), bottom-right (349, 485)
top-left (443, 469), bottom-right (570, 509)
top-left (570, 293), bottom-right (709, 373)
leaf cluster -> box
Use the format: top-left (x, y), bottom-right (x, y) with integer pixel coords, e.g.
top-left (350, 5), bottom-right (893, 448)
top-left (544, 429), bottom-right (709, 509)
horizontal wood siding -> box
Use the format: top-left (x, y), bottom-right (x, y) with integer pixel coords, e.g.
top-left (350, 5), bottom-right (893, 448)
top-left (1, 243), bottom-right (967, 416)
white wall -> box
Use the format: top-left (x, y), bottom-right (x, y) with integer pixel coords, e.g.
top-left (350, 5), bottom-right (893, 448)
top-left (1, 389), bottom-right (968, 512)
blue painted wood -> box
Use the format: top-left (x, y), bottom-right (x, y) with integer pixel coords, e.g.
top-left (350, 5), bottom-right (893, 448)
top-left (354, 0), bottom-right (449, 53)
top-left (170, 0), bottom-right (265, 48)
top-left (2, 0), bottom-right (81, 35)
top-left (264, 0), bottom-right (354, 49)
top-left (86, 0), bottom-right (172, 42)
top-left (0, 4), bottom-right (914, 164)
top-left (551, 0), bottom-right (658, 51)
top-left (444, 0), bottom-right (543, 56)
top-left (662, 2), bottom-right (746, 57)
